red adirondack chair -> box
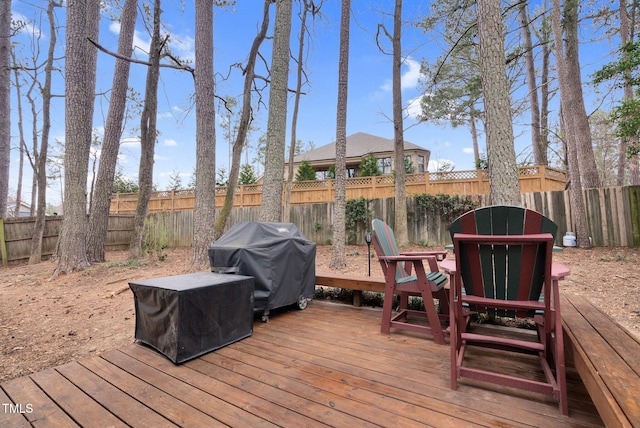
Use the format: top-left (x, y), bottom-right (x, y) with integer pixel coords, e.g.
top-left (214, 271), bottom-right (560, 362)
top-left (371, 219), bottom-right (449, 344)
top-left (449, 205), bottom-right (568, 415)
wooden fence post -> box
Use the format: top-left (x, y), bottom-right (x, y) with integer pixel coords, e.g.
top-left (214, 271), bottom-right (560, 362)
top-left (0, 218), bottom-right (7, 266)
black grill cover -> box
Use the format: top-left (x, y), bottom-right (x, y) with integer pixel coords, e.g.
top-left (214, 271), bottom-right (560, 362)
top-left (208, 222), bottom-right (316, 311)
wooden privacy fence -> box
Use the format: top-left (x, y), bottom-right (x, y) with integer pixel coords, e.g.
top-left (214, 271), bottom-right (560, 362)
top-left (3, 185), bottom-right (638, 265)
top-left (109, 165), bottom-right (567, 214)
top-left (0, 215), bottom-right (134, 265)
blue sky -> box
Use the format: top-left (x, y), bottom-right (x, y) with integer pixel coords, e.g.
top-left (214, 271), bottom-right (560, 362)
top-left (8, 0), bottom-right (615, 206)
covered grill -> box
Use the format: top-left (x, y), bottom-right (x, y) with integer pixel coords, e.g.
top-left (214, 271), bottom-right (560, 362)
top-left (208, 221), bottom-right (316, 322)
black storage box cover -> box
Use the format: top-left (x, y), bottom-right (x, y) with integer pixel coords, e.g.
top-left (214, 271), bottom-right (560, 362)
top-left (129, 272), bottom-right (254, 363)
top-left (208, 222), bottom-right (316, 311)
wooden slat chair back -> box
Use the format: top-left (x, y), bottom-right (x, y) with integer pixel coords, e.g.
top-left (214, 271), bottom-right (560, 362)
top-left (371, 219), bottom-right (449, 344)
top-left (448, 205), bottom-right (568, 415)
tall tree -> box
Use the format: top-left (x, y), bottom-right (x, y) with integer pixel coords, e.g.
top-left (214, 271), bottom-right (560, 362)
top-left (87, 0), bottom-right (138, 262)
top-left (284, 0), bottom-right (316, 222)
top-left (417, 1), bottom-right (484, 168)
top-left (55, 0), bottom-right (100, 274)
top-left (191, 0), bottom-right (217, 269)
top-left (617, 0), bottom-right (634, 185)
top-left (476, 0), bottom-right (520, 205)
top-left (129, 0), bottom-right (163, 259)
top-left (562, 0), bottom-right (600, 189)
top-left (518, 1), bottom-right (545, 165)
top-left (535, 3), bottom-right (553, 168)
top-left (552, 0), bottom-right (591, 248)
top-left (0, 0), bottom-right (11, 217)
top-left (11, 49), bottom-right (26, 221)
top-left (330, 0), bottom-right (350, 269)
top-left (391, 0), bottom-right (408, 247)
top-left (259, 0), bottom-right (292, 222)
top-left (214, 0), bottom-right (270, 238)
top-left (30, 0), bottom-right (61, 264)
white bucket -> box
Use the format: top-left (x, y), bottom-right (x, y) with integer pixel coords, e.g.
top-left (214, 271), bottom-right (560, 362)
top-left (563, 232), bottom-right (576, 247)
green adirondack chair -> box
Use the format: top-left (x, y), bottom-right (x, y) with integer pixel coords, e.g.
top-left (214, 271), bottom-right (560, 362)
top-left (448, 205), bottom-right (568, 415)
top-left (371, 219), bottom-right (449, 344)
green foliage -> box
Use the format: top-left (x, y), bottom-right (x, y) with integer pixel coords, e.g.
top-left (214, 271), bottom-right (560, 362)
top-left (112, 171), bottom-right (139, 193)
top-left (607, 98), bottom-right (640, 156)
top-left (592, 41), bottom-right (640, 156)
top-left (295, 160), bottom-right (317, 181)
top-left (358, 153), bottom-right (381, 177)
top-left (405, 157), bottom-right (415, 174)
top-left (216, 167), bottom-right (228, 187)
top-left (313, 222), bottom-right (322, 232)
top-left (345, 197), bottom-right (372, 244)
top-left (325, 165), bottom-right (336, 179)
top-left (475, 153), bottom-right (488, 169)
top-left (167, 170), bottom-right (183, 190)
top-left (238, 164), bottom-right (258, 185)
top-left (414, 194), bottom-right (478, 222)
top-left (143, 216), bottom-right (170, 261)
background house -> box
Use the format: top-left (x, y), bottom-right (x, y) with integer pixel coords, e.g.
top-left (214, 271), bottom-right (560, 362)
top-left (5, 198), bottom-right (32, 218)
top-left (289, 132), bottom-right (431, 180)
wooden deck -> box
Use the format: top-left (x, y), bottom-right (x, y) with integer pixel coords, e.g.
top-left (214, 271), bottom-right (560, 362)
top-left (1, 301), bottom-right (603, 427)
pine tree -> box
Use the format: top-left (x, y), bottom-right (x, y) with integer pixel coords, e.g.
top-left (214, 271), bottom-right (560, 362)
top-left (295, 160), bottom-right (317, 181)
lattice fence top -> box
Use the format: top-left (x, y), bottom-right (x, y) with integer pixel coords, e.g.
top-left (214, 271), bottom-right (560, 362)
top-left (292, 180), bottom-right (329, 189)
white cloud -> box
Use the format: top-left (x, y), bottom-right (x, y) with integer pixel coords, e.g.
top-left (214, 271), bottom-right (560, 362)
top-left (164, 139), bottom-right (178, 147)
top-left (401, 57), bottom-right (422, 90)
top-left (121, 136), bottom-right (141, 146)
top-left (380, 56), bottom-right (423, 92)
top-left (132, 30), bottom-right (152, 56)
top-left (108, 21), bottom-right (151, 55)
top-left (168, 33), bottom-right (195, 64)
top-left (406, 96), bottom-right (422, 119)
top-left (462, 147), bottom-right (474, 154)
top-left (13, 13), bottom-right (42, 38)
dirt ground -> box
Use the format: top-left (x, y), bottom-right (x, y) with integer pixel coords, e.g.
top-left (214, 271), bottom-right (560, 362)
top-left (1, 245), bottom-right (639, 383)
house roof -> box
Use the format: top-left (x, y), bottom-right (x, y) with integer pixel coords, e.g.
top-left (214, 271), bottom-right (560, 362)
top-left (293, 132), bottom-right (428, 163)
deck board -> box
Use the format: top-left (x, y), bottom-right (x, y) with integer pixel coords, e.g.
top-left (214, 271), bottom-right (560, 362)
top-left (1, 301), bottom-right (603, 427)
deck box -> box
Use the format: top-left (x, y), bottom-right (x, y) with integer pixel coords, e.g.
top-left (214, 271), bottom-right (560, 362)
top-left (129, 272), bottom-right (254, 363)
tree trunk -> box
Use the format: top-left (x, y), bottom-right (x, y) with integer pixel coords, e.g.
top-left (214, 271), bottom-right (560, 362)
top-left (11, 49), bottom-right (26, 221)
top-left (87, 0), bottom-right (137, 262)
top-left (29, 1), bottom-right (59, 264)
top-left (214, 0), bottom-right (271, 238)
top-left (552, 0), bottom-right (591, 248)
top-left (260, 0), bottom-right (292, 223)
top-left (55, 0), bottom-right (100, 275)
top-left (563, 0), bottom-right (600, 189)
top-left (518, 1), bottom-right (544, 165)
top-left (191, 0), bottom-right (217, 269)
top-left (391, 0), bottom-right (409, 247)
top-left (284, 1), bottom-right (311, 223)
top-left (618, 0), bottom-right (632, 185)
top-left (470, 112), bottom-right (480, 168)
top-left (540, 14), bottom-right (551, 166)
top-left (130, 0), bottom-right (162, 259)
top-left (330, 0), bottom-right (350, 269)
top-left (0, 0), bottom-right (11, 217)
top-left (476, 0), bottom-right (520, 205)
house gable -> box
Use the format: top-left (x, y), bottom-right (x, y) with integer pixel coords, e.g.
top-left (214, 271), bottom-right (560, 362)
top-left (290, 132), bottom-right (431, 178)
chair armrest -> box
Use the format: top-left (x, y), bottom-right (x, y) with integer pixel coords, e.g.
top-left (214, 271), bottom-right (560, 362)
top-left (551, 262), bottom-right (570, 280)
top-left (378, 255), bottom-right (440, 273)
top-left (378, 255), bottom-right (437, 261)
top-left (400, 250), bottom-right (447, 260)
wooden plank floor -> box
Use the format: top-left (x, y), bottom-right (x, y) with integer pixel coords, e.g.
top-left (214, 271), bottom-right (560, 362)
top-left (1, 301), bottom-right (603, 427)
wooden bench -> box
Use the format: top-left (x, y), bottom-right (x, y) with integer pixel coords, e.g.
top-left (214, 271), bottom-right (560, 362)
top-left (561, 294), bottom-right (640, 427)
top-left (315, 272), bottom-right (386, 307)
